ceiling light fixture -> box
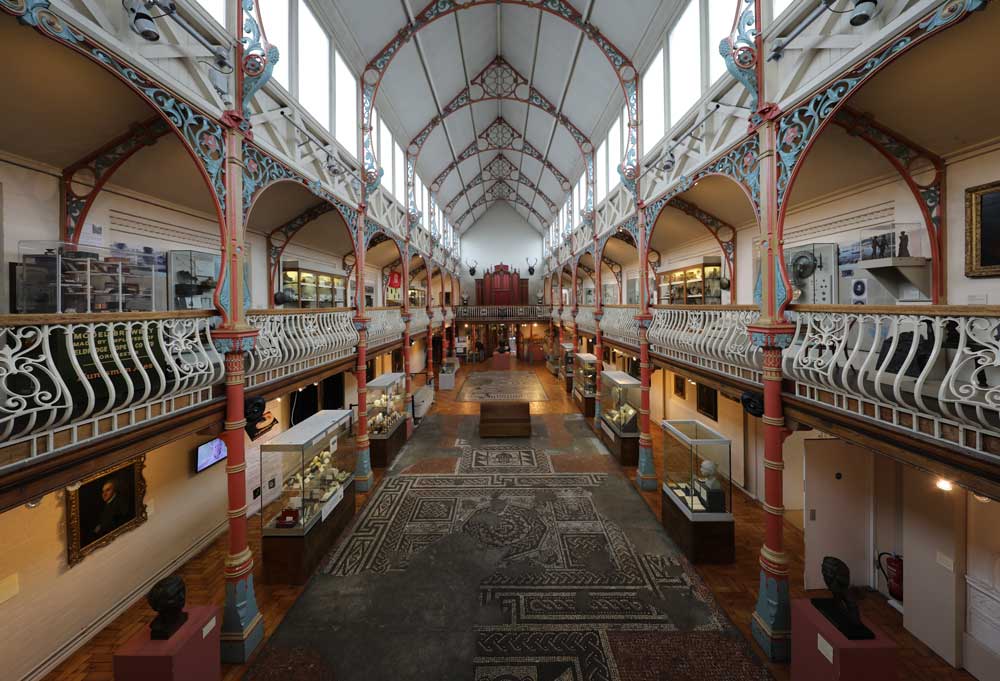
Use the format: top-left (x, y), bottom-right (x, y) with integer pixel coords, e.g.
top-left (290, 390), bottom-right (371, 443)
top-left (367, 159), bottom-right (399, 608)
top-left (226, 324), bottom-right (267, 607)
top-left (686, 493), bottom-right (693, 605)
top-left (936, 479), bottom-right (954, 492)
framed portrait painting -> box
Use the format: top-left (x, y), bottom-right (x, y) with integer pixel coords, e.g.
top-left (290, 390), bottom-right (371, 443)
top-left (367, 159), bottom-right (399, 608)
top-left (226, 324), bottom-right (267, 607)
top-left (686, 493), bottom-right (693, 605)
top-left (966, 180), bottom-right (1000, 277)
top-left (66, 455), bottom-right (147, 566)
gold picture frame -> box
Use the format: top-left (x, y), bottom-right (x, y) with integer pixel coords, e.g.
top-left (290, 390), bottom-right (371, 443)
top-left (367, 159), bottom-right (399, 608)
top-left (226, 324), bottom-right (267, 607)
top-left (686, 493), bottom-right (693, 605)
top-left (66, 455), bottom-right (148, 566)
top-left (965, 180), bottom-right (1000, 277)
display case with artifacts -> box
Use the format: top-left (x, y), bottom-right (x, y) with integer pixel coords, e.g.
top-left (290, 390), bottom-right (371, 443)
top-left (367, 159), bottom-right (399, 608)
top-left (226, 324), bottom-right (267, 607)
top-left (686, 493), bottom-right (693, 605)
top-left (560, 342), bottom-right (575, 393)
top-left (599, 370), bottom-right (640, 465)
top-left (281, 261), bottom-right (348, 308)
top-left (439, 357), bottom-right (460, 390)
top-left (545, 337), bottom-right (561, 376)
top-left (851, 223), bottom-right (931, 303)
top-left (657, 257), bottom-right (722, 306)
top-left (260, 409), bottom-right (355, 584)
top-left (573, 352), bottom-right (598, 417)
top-left (660, 419), bottom-right (734, 564)
top-left (367, 371), bottom-right (406, 467)
top-left (168, 250), bottom-right (219, 310)
top-left (784, 243), bottom-right (838, 304)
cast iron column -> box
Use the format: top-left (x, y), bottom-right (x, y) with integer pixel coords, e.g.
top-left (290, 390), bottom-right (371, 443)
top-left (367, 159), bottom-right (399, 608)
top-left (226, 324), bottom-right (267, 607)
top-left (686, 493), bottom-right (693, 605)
top-left (354, 209), bottom-right (372, 492)
top-left (635, 203), bottom-right (656, 491)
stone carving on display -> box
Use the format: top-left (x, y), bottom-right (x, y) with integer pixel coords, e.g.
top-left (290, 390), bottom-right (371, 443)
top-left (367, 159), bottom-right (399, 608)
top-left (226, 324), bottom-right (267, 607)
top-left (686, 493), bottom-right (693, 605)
top-left (811, 556), bottom-right (875, 640)
top-left (147, 575), bottom-right (189, 640)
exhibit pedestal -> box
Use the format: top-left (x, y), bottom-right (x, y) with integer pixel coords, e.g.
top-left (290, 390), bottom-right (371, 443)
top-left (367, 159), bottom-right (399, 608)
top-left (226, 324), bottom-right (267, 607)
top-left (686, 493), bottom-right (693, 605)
top-left (791, 598), bottom-right (897, 681)
top-left (371, 418), bottom-right (406, 468)
top-left (598, 418), bottom-right (638, 466)
top-left (114, 605), bottom-right (220, 681)
top-left (491, 352), bottom-right (510, 370)
top-left (660, 483), bottom-right (734, 564)
top-left (262, 478), bottom-right (357, 585)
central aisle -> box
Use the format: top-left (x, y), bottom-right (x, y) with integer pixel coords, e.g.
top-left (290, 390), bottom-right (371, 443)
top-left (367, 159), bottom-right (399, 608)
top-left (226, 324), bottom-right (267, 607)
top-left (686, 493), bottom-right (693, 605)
top-left (245, 363), bottom-right (772, 681)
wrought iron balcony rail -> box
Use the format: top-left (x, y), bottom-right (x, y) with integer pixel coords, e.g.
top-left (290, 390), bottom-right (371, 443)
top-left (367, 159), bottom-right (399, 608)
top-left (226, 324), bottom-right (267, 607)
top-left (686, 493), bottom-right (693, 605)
top-left (576, 306), bottom-right (596, 334)
top-left (599, 305), bottom-right (641, 346)
top-left (454, 306), bottom-right (551, 321)
top-left (410, 308), bottom-right (430, 335)
top-left (785, 305), bottom-right (1000, 460)
top-left (245, 307), bottom-right (358, 388)
top-left (0, 311), bottom-right (222, 470)
top-left (648, 305), bottom-right (762, 384)
top-left (367, 307), bottom-right (406, 348)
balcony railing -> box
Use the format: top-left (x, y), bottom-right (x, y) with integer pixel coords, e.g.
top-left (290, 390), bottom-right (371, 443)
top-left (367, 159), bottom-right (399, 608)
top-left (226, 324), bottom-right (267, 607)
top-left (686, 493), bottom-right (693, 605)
top-left (246, 308), bottom-right (358, 388)
top-left (600, 305), bottom-right (640, 346)
top-left (445, 307), bottom-right (454, 323)
top-left (410, 308), bottom-right (430, 335)
top-left (431, 307), bottom-right (444, 325)
top-left (561, 307), bottom-right (576, 327)
top-left (785, 305), bottom-right (1000, 459)
top-left (648, 305), bottom-right (762, 384)
top-left (0, 311), bottom-right (222, 469)
top-left (576, 306), bottom-right (596, 334)
top-left (367, 307), bottom-right (405, 348)
top-left (455, 305), bottom-right (551, 321)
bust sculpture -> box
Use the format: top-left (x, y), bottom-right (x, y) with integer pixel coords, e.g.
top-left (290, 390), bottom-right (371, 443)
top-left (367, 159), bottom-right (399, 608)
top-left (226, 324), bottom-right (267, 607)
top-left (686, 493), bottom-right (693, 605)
top-left (147, 575), bottom-right (189, 640)
top-left (811, 556), bottom-right (874, 640)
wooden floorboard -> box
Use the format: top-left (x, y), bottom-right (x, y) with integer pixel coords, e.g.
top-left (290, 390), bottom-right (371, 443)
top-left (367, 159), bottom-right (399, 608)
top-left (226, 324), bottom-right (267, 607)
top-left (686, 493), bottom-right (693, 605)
top-left (40, 356), bottom-right (975, 681)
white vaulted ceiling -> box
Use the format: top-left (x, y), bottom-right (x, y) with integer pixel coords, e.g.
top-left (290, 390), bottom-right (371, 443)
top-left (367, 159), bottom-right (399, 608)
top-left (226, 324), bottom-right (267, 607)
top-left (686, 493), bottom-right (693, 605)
top-left (326, 0), bottom-right (675, 234)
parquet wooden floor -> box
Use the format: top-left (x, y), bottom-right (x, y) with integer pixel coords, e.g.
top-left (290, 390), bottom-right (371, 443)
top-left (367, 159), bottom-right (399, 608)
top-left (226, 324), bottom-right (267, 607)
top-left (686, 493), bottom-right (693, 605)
top-left (40, 357), bottom-right (975, 681)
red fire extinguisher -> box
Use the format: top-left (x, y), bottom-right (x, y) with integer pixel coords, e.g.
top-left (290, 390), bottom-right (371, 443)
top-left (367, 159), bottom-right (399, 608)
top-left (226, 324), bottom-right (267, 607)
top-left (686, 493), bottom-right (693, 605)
top-left (877, 552), bottom-right (903, 602)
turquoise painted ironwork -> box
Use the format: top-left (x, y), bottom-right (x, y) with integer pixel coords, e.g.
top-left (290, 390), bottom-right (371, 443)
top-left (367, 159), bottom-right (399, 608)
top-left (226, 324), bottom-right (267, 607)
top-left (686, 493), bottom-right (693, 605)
top-left (239, 0), bottom-right (279, 125)
top-left (720, 0), bottom-right (760, 122)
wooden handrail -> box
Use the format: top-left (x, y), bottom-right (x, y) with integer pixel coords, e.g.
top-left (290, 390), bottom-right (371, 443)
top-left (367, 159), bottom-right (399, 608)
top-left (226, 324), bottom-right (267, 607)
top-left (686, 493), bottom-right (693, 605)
top-left (0, 309), bottom-right (214, 327)
top-left (790, 304), bottom-right (1000, 316)
top-left (650, 304), bottom-right (758, 311)
top-left (367, 305), bottom-right (404, 312)
top-left (247, 306), bottom-right (354, 316)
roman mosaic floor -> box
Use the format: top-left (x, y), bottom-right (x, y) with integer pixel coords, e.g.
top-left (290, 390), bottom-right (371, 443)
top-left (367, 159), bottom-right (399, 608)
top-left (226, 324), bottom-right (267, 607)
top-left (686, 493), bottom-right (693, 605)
top-left (455, 370), bottom-right (550, 402)
top-left (244, 411), bottom-right (773, 681)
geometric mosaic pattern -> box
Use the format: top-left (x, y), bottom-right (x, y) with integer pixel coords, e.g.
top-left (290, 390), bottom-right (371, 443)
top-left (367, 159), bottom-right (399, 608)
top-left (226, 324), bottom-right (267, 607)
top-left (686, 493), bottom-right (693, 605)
top-left (456, 371), bottom-right (549, 402)
top-left (457, 444), bottom-right (553, 474)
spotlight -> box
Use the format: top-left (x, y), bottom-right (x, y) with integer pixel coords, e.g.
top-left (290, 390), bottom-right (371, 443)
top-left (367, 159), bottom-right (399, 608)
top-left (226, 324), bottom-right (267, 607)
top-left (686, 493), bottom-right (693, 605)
top-left (661, 151), bottom-right (676, 173)
top-left (849, 0), bottom-right (877, 26)
top-left (126, 0), bottom-right (159, 41)
top-left (936, 479), bottom-right (953, 492)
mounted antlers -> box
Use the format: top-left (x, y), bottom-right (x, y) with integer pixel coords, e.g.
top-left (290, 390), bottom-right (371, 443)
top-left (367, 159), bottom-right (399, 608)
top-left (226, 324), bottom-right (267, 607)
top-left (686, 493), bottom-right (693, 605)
top-left (465, 259), bottom-right (479, 276)
top-left (526, 257), bottom-right (538, 275)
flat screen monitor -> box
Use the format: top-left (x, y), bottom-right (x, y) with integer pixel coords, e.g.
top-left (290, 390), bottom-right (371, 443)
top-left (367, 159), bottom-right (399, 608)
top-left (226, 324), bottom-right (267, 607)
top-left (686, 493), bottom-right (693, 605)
top-left (195, 438), bottom-right (227, 473)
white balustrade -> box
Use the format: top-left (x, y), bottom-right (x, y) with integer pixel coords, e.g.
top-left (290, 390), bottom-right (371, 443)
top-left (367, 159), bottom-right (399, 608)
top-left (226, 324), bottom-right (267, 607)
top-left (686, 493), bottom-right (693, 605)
top-left (455, 306), bottom-right (551, 320)
top-left (409, 308), bottom-right (430, 335)
top-left (600, 306), bottom-right (640, 346)
top-left (246, 308), bottom-right (358, 388)
top-left (445, 307), bottom-right (455, 324)
top-left (785, 306), bottom-right (1000, 459)
top-left (431, 307), bottom-right (444, 325)
top-left (648, 306), bottom-right (762, 384)
top-left (561, 308), bottom-right (576, 327)
top-left (367, 307), bottom-right (406, 348)
top-left (0, 312), bottom-right (222, 467)
top-left (576, 306), bottom-right (596, 334)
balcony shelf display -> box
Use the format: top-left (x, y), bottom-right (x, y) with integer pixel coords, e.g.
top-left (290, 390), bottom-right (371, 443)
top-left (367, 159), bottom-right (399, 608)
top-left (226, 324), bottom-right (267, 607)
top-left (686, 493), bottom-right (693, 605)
top-left (660, 420), bottom-right (735, 564)
top-left (260, 409), bottom-right (356, 584)
top-left (560, 342), bottom-right (575, 393)
top-left (657, 257), bottom-right (723, 305)
top-left (599, 370), bottom-right (640, 465)
top-left (573, 352), bottom-right (598, 417)
top-left (10, 241), bottom-right (164, 313)
top-left (281, 261), bottom-right (348, 308)
top-left (367, 371), bottom-right (406, 467)
top-left (168, 250), bottom-right (219, 311)
top-left (439, 357), bottom-right (459, 390)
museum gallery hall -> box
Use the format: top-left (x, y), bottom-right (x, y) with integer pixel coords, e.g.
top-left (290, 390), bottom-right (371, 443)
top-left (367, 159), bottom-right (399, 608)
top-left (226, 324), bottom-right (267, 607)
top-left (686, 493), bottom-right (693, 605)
top-left (1, 0), bottom-right (999, 679)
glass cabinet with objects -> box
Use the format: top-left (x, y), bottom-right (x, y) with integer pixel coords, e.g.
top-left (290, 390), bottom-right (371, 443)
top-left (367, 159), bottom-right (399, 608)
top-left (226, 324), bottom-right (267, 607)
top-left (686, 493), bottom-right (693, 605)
top-left (546, 338), bottom-right (560, 376)
top-left (657, 257), bottom-right (723, 306)
top-left (560, 342), bottom-right (575, 393)
top-left (169, 250), bottom-right (219, 310)
top-left (281, 261), bottom-right (347, 308)
top-left (259, 410), bottom-right (356, 584)
top-left (573, 353), bottom-right (598, 417)
top-left (598, 370), bottom-right (640, 465)
top-left (659, 419), bottom-right (735, 564)
top-left (366, 372), bottom-right (407, 467)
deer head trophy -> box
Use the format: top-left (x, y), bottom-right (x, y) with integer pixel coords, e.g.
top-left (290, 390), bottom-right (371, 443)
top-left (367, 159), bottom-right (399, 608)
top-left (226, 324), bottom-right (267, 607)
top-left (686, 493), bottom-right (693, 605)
top-left (526, 257), bottom-right (537, 275)
top-left (465, 259), bottom-right (478, 277)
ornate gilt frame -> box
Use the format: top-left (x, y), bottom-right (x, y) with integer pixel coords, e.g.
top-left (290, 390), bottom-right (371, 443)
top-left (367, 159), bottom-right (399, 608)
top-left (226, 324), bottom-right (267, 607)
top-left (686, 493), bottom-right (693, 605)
top-left (66, 455), bottom-right (148, 566)
top-left (965, 180), bottom-right (1000, 277)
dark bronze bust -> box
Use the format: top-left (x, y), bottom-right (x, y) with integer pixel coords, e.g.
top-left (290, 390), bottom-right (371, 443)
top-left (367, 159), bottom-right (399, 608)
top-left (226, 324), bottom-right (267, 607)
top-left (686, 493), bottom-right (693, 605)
top-left (147, 575), bottom-right (189, 640)
top-left (811, 556), bottom-right (874, 640)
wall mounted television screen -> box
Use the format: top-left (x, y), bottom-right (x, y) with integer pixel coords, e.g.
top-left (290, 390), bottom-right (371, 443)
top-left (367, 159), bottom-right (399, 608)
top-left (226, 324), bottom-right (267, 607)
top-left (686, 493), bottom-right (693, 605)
top-left (195, 438), bottom-right (227, 472)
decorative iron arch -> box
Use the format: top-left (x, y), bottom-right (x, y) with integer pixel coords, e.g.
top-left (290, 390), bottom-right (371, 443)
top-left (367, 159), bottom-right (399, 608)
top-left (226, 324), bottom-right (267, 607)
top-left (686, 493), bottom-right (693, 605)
top-left (453, 183), bottom-right (551, 230)
top-left (361, 0), bottom-right (638, 208)
top-left (445, 154), bottom-right (559, 215)
top-left (407, 57), bottom-right (596, 231)
top-left (773, 0), bottom-right (990, 308)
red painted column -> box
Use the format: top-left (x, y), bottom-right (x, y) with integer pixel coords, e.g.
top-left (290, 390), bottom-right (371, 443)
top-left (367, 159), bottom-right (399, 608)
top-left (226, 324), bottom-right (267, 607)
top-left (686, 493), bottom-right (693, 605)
top-left (353, 210), bottom-right (372, 492)
top-left (636, 204), bottom-right (656, 491)
top-left (402, 247), bottom-right (413, 437)
top-left (426, 303), bottom-right (435, 390)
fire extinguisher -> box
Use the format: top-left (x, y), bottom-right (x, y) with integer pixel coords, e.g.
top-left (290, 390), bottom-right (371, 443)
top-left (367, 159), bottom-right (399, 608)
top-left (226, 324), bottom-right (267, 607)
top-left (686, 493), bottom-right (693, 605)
top-left (877, 552), bottom-right (903, 602)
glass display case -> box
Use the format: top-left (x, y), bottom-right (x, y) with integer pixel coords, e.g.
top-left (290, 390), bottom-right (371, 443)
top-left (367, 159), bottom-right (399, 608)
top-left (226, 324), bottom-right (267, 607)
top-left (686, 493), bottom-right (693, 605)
top-left (281, 261), bottom-right (347, 308)
top-left (600, 370), bottom-right (640, 436)
top-left (657, 257), bottom-right (723, 305)
top-left (409, 286), bottom-right (427, 308)
top-left (11, 240), bottom-right (164, 313)
top-left (260, 410), bottom-right (354, 535)
top-left (661, 420), bottom-right (732, 514)
top-left (546, 337), bottom-right (560, 376)
top-left (367, 372), bottom-right (407, 467)
top-left (439, 357), bottom-right (459, 390)
top-left (560, 342), bottom-right (575, 392)
top-left (169, 250), bottom-right (219, 310)
top-left (573, 352), bottom-right (598, 417)
top-left (659, 419), bottom-right (735, 564)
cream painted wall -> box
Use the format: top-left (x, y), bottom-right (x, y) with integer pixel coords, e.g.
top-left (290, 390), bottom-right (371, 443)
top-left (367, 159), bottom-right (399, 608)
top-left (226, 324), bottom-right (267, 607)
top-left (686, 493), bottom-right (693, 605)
top-left (0, 433), bottom-right (228, 681)
top-left (459, 202), bottom-right (543, 303)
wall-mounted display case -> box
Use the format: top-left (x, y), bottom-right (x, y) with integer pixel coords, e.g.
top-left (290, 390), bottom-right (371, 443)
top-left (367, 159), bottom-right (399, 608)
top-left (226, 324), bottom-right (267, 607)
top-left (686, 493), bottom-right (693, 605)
top-left (573, 352), bottom-right (597, 417)
top-left (599, 370), bottom-right (640, 465)
top-left (657, 257), bottom-right (723, 305)
top-left (560, 342), bottom-right (575, 393)
top-left (281, 261), bottom-right (348, 308)
top-left (367, 371), bottom-right (406, 467)
top-left (260, 409), bottom-right (356, 584)
top-left (660, 420), bottom-right (734, 564)
top-left (11, 241), bottom-right (163, 313)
